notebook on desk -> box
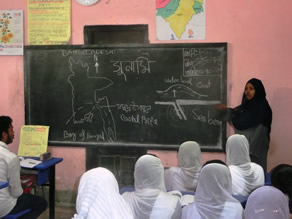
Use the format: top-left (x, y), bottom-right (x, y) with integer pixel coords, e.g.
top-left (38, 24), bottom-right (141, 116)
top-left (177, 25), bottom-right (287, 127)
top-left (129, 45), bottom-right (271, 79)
top-left (19, 157), bottom-right (42, 168)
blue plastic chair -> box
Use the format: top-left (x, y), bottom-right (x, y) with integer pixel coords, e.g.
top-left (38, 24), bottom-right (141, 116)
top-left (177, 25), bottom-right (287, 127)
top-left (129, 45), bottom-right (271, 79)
top-left (3, 208), bottom-right (31, 219)
top-left (181, 191), bottom-right (195, 196)
top-left (119, 186), bottom-right (135, 194)
top-left (264, 172), bottom-right (271, 185)
top-left (232, 194), bottom-right (248, 208)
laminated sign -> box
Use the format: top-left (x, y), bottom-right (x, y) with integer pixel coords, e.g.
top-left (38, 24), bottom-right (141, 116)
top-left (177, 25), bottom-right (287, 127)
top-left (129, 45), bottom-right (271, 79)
top-left (18, 125), bottom-right (49, 157)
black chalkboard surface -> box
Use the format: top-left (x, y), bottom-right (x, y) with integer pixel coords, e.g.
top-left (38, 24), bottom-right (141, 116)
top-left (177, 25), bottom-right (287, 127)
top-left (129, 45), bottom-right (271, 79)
top-left (24, 43), bottom-right (227, 151)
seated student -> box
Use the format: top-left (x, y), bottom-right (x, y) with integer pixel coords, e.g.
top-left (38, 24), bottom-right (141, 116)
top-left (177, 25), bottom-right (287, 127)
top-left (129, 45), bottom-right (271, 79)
top-left (122, 154), bottom-right (182, 219)
top-left (270, 163), bottom-right (292, 214)
top-left (245, 186), bottom-right (290, 219)
top-left (0, 116), bottom-right (47, 219)
top-left (164, 141), bottom-right (201, 192)
top-left (73, 167), bottom-right (133, 219)
top-left (226, 134), bottom-right (264, 196)
top-left (182, 163), bottom-right (243, 219)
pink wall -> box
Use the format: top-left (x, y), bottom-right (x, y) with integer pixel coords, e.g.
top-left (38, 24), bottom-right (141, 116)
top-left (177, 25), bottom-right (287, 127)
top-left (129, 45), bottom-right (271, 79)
top-left (1, 0), bottom-right (292, 193)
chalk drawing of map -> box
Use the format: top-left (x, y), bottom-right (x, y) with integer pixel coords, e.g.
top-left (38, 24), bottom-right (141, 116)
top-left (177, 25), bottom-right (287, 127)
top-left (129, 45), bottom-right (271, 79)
top-left (66, 57), bottom-right (117, 141)
top-left (156, 0), bottom-right (205, 40)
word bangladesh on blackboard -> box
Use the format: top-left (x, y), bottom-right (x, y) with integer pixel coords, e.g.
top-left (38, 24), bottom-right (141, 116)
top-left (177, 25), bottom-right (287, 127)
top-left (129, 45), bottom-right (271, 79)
top-left (24, 43), bottom-right (227, 151)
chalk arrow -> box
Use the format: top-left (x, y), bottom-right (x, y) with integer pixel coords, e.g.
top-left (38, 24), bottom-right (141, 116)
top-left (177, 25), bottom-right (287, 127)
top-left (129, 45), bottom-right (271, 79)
top-left (95, 62), bottom-right (99, 74)
top-left (172, 89), bottom-right (177, 98)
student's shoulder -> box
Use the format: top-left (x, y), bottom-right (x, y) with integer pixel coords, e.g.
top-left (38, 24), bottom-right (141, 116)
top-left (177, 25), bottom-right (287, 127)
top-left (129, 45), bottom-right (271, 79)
top-left (164, 191), bottom-right (182, 206)
top-left (0, 148), bottom-right (17, 161)
top-left (250, 162), bottom-right (262, 168)
top-left (165, 166), bottom-right (180, 175)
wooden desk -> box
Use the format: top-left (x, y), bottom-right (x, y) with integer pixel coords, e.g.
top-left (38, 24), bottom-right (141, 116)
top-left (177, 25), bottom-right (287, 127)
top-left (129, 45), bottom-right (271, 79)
top-left (21, 157), bottom-right (63, 219)
top-left (0, 182), bottom-right (8, 189)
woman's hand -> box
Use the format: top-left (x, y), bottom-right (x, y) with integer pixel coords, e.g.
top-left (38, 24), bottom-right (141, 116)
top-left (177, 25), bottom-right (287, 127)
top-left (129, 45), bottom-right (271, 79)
top-left (215, 104), bottom-right (228, 111)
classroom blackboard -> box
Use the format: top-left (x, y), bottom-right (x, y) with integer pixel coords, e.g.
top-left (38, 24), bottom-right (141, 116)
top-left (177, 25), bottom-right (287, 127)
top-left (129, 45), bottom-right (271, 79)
top-left (24, 43), bottom-right (227, 151)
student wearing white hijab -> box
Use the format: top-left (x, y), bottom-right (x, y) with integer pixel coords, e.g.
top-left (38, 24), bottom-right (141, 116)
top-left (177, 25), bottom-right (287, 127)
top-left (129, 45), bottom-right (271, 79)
top-left (73, 167), bottom-right (133, 219)
top-left (164, 141), bottom-right (201, 192)
top-left (122, 154), bottom-right (182, 219)
top-left (226, 134), bottom-right (265, 196)
top-left (182, 163), bottom-right (243, 219)
top-left (245, 186), bottom-right (290, 219)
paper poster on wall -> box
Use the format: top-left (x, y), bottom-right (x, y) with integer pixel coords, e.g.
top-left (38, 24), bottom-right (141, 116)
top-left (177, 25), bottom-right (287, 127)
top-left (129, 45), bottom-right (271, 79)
top-left (27, 0), bottom-right (71, 45)
top-left (0, 10), bottom-right (23, 55)
top-left (18, 125), bottom-right (50, 157)
top-left (156, 0), bottom-right (206, 41)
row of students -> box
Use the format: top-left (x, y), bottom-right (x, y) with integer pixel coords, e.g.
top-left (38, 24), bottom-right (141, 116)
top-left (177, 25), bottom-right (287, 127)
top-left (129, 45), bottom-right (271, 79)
top-left (182, 161), bottom-right (291, 218)
top-left (73, 156), bottom-right (291, 219)
top-left (73, 155), bottom-right (292, 219)
top-left (73, 152), bottom-right (291, 219)
top-left (166, 137), bottom-right (291, 218)
top-left (73, 154), bottom-right (182, 219)
top-left (164, 135), bottom-right (265, 197)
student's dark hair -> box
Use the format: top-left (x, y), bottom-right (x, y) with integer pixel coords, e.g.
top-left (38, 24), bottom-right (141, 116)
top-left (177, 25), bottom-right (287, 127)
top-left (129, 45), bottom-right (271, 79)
top-left (0, 116), bottom-right (12, 141)
top-left (203, 159), bottom-right (227, 167)
top-left (146, 153), bottom-right (159, 158)
top-left (270, 163), bottom-right (292, 213)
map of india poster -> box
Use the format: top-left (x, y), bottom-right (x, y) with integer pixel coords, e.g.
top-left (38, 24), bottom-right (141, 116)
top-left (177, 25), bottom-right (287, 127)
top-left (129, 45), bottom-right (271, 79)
top-left (156, 0), bottom-right (205, 40)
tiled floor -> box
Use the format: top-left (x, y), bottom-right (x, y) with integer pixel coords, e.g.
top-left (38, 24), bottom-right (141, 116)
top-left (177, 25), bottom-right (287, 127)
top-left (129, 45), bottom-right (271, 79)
top-left (39, 204), bottom-right (76, 219)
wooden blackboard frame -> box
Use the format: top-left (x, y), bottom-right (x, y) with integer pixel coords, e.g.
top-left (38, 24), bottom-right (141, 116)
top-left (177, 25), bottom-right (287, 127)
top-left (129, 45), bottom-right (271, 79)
top-left (24, 43), bottom-right (227, 152)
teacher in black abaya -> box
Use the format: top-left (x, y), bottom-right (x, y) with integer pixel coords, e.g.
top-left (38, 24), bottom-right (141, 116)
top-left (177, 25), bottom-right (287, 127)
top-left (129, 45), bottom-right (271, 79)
top-left (216, 78), bottom-right (272, 172)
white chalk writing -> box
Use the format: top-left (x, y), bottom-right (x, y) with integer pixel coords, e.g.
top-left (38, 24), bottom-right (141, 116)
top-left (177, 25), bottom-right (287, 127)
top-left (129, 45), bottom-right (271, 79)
top-left (62, 49), bottom-right (114, 56)
top-left (196, 80), bottom-right (211, 89)
top-left (116, 102), bottom-right (151, 114)
top-left (192, 110), bottom-right (222, 126)
top-left (112, 56), bottom-right (155, 81)
top-left (120, 113), bottom-right (158, 126)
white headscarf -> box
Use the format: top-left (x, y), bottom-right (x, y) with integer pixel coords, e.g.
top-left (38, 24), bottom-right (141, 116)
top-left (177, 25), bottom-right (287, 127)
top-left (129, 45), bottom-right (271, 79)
top-left (165, 141), bottom-right (201, 192)
top-left (73, 167), bottom-right (133, 219)
top-left (182, 163), bottom-right (243, 219)
top-left (226, 134), bottom-right (265, 196)
top-left (122, 155), bottom-right (181, 219)
top-left (245, 186), bottom-right (290, 219)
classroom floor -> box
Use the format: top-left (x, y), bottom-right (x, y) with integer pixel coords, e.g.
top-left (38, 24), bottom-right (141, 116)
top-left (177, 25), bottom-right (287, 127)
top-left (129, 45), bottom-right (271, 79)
top-left (39, 203), bottom-right (76, 219)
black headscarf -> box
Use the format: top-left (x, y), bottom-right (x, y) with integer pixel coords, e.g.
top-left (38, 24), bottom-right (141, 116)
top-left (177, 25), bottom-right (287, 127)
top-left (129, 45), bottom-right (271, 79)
top-left (231, 78), bottom-right (272, 137)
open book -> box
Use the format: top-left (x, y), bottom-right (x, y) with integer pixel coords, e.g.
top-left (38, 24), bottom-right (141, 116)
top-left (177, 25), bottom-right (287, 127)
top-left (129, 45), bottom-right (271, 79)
top-left (167, 190), bottom-right (195, 207)
top-left (180, 194), bottom-right (195, 207)
top-left (19, 157), bottom-right (42, 168)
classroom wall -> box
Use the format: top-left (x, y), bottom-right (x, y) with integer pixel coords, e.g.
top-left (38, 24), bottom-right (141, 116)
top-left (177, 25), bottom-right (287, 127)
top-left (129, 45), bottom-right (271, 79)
top-left (1, 0), bottom-right (292, 203)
